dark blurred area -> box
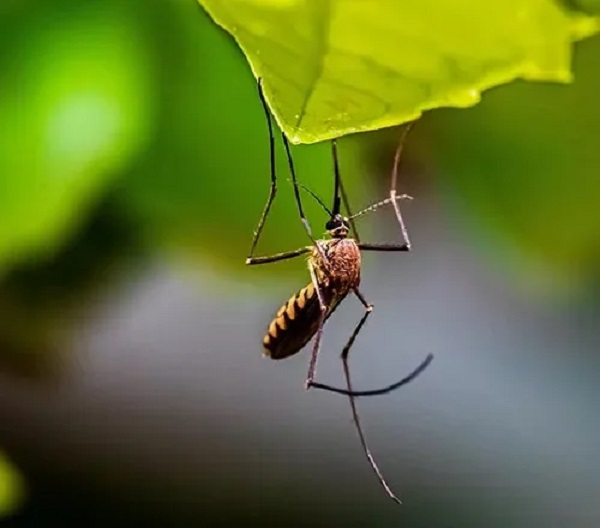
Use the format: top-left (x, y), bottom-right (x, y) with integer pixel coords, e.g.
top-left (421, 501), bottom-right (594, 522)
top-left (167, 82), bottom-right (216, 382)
top-left (0, 0), bottom-right (599, 526)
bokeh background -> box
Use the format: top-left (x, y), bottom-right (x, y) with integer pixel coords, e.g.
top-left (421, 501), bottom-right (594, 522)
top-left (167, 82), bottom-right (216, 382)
top-left (0, 0), bottom-right (599, 526)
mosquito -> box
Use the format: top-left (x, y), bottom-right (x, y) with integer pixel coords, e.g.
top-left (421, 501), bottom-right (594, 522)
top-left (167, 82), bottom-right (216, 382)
top-left (246, 79), bottom-right (434, 503)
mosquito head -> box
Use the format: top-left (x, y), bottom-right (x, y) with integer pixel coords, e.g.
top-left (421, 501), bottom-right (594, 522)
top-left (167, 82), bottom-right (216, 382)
top-left (325, 214), bottom-right (350, 238)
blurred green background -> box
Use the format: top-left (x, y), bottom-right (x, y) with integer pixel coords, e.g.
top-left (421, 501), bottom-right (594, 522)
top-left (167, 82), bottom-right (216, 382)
top-left (0, 0), bottom-right (599, 526)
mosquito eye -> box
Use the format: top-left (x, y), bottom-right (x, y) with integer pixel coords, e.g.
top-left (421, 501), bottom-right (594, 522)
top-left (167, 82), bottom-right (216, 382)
top-left (325, 220), bottom-right (336, 230)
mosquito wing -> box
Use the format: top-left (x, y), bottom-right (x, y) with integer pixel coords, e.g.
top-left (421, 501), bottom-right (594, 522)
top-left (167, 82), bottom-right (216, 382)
top-left (263, 281), bottom-right (345, 360)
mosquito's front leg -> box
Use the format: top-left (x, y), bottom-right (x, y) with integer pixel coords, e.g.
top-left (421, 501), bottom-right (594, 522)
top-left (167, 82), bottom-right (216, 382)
top-left (358, 242), bottom-right (410, 252)
top-left (331, 139), bottom-right (361, 243)
top-left (281, 135), bottom-right (330, 266)
top-left (247, 79), bottom-right (280, 262)
top-left (246, 247), bottom-right (310, 266)
top-left (352, 124), bottom-right (416, 251)
top-left (389, 122), bottom-right (415, 250)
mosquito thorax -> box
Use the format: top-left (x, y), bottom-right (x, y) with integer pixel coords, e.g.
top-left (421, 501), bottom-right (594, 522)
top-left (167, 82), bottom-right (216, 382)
top-left (325, 214), bottom-right (350, 239)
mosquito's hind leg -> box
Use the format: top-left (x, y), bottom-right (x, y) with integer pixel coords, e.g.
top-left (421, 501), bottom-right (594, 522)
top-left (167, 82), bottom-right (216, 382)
top-left (306, 288), bottom-right (432, 501)
top-left (324, 288), bottom-right (402, 503)
top-left (308, 288), bottom-right (434, 396)
top-left (343, 347), bottom-right (401, 502)
top-left (304, 259), bottom-right (328, 389)
top-left (306, 288), bottom-right (372, 396)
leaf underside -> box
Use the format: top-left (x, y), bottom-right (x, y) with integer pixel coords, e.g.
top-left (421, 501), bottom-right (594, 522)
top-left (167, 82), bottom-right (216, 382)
top-left (199, 0), bottom-right (598, 144)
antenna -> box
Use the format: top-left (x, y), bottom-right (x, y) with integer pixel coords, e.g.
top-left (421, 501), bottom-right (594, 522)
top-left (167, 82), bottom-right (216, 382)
top-left (294, 181), bottom-right (332, 216)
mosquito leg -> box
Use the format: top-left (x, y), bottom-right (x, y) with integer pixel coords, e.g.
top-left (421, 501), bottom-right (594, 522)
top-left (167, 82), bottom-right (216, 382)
top-left (304, 260), bottom-right (328, 389)
top-left (246, 246), bottom-right (310, 266)
top-left (309, 288), bottom-right (434, 396)
top-left (309, 354), bottom-right (434, 397)
top-left (340, 177), bottom-right (360, 242)
top-left (332, 139), bottom-right (360, 243)
top-left (282, 134), bottom-right (329, 266)
top-left (389, 122), bottom-right (416, 250)
top-left (247, 79), bottom-right (279, 261)
top-left (358, 242), bottom-right (409, 252)
top-left (345, 124), bottom-right (415, 247)
top-left (306, 289), bottom-right (372, 394)
top-left (342, 320), bottom-right (402, 504)
top-left (306, 312), bottom-right (326, 390)
top-left (353, 288), bottom-right (372, 310)
top-left (321, 287), bottom-right (401, 502)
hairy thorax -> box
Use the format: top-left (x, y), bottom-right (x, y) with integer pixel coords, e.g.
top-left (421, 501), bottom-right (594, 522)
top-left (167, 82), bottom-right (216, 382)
top-left (312, 238), bottom-right (361, 293)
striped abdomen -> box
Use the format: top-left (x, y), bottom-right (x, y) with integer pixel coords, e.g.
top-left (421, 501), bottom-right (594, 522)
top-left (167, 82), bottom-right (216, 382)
top-left (263, 281), bottom-right (345, 360)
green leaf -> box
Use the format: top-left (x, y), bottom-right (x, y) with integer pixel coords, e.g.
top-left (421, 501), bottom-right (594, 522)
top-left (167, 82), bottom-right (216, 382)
top-left (561, 0), bottom-right (600, 15)
top-left (428, 35), bottom-right (600, 290)
top-left (199, 0), bottom-right (598, 144)
top-left (120, 4), bottom-right (368, 274)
